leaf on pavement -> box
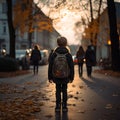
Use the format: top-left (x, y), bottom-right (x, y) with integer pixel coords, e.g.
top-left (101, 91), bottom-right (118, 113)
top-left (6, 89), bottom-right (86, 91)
top-left (105, 104), bottom-right (112, 109)
top-left (45, 114), bottom-right (53, 118)
top-left (72, 84), bottom-right (76, 87)
top-left (78, 110), bottom-right (85, 113)
top-left (79, 86), bottom-right (84, 89)
top-left (112, 93), bottom-right (118, 96)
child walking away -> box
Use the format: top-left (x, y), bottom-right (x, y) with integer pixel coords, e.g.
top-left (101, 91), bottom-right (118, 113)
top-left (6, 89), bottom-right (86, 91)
top-left (48, 36), bottom-right (74, 112)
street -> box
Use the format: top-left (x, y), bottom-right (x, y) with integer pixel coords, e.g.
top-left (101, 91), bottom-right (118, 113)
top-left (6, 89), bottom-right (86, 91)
top-left (0, 65), bottom-right (120, 120)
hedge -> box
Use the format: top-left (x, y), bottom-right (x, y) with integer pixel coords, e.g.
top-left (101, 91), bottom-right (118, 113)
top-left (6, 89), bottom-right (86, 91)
top-left (0, 56), bottom-right (19, 72)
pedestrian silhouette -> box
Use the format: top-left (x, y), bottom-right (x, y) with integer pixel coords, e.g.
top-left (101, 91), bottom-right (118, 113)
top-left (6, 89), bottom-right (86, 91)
top-left (48, 36), bottom-right (74, 112)
top-left (48, 49), bottom-right (54, 62)
top-left (85, 45), bottom-right (96, 77)
top-left (76, 45), bottom-right (85, 77)
top-left (22, 50), bottom-right (30, 70)
top-left (30, 45), bottom-right (41, 75)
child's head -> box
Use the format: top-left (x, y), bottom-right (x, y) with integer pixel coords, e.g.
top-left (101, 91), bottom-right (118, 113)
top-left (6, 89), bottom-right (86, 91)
top-left (57, 36), bottom-right (67, 47)
top-left (34, 44), bottom-right (39, 50)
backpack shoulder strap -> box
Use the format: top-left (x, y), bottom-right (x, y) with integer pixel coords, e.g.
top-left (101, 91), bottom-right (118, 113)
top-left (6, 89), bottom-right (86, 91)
top-left (54, 52), bottom-right (68, 56)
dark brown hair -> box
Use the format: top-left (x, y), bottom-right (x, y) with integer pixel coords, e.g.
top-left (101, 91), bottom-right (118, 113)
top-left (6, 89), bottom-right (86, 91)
top-left (57, 36), bottom-right (67, 46)
top-left (77, 46), bottom-right (85, 55)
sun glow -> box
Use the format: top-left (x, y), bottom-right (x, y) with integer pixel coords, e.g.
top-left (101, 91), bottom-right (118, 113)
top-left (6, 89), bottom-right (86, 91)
top-left (34, 0), bottom-right (85, 45)
top-left (51, 7), bottom-right (83, 45)
top-left (34, 0), bottom-right (120, 45)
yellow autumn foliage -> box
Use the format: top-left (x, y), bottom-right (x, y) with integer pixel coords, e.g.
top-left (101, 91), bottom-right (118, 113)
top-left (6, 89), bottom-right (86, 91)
top-left (13, 0), bottom-right (53, 35)
top-left (83, 18), bottom-right (99, 45)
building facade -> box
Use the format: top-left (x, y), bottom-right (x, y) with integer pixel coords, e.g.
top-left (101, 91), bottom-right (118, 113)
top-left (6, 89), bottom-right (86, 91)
top-left (0, 0), bottom-right (60, 55)
top-left (96, 2), bottom-right (120, 62)
top-left (0, 0), bottom-right (9, 53)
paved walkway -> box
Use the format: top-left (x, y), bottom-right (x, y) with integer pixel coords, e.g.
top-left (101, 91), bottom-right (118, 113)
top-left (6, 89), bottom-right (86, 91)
top-left (0, 65), bottom-right (120, 120)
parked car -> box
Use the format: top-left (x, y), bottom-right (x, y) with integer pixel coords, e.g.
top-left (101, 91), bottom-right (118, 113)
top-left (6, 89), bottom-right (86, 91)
top-left (72, 55), bottom-right (78, 65)
top-left (16, 50), bottom-right (26, 64)
top-left (72, 55), bottom-right (86, 65)
top-left (15, 49), bottom-right (30, 69)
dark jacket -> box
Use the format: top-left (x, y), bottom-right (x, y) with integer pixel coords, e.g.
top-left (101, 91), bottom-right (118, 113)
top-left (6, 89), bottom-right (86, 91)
top-left (30, 49), bottom-right (41, 62)
top-left (85, 46), bottom-right (96, 66)
top-left (48, 46), bottom-right (74, 84)
top-left (76, 51), bottom-right (85, 63)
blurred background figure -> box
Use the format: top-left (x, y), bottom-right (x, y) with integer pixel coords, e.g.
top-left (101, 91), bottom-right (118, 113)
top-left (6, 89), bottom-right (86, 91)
top-left (21, 49), bottom-right (30, 70)
top-left (85, 45), bottom-right (96, 77)
top-left (48, 49), bottom-right (54, 63)
top-left (76, 45), bottom-right (85, 77)
top-left (30, 44), bottom-right (41, 75)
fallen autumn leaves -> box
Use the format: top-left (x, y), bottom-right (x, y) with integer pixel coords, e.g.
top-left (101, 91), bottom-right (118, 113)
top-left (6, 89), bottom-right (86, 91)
top-left (0, 68), bottom-right (120, 119)
top-left (0, 70), bottom-right (31, 78)
top-left (0, 83), bottom-right (44, 120)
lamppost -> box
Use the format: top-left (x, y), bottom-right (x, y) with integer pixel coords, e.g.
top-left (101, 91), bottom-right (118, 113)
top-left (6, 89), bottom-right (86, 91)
top-left (107, 39), bottom-right (111, 62)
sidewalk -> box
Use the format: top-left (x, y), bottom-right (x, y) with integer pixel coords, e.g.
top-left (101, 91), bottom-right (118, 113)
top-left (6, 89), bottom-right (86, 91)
top-left (0, 65), bottom-right (120, 120)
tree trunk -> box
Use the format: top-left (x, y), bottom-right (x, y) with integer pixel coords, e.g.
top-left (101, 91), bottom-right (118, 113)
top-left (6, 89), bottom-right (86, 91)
top-left (89, 0), bottom-right (93, 22)
top-left (98, 0), bottom-right (102, 17)
top-left (28, 32), bottom-right (32, 48)
top-left (89, 0), bottom-right (93, 44)
top-left (107, 0), bottom-right (120, 71)
top-left (6, 0), bottom-right (16, 58)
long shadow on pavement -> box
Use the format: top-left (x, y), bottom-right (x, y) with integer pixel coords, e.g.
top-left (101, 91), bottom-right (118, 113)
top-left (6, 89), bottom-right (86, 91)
top-left (81, 75), bottom-right (120, 101)
top-left (55, 111), bottom-right (69, 120)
